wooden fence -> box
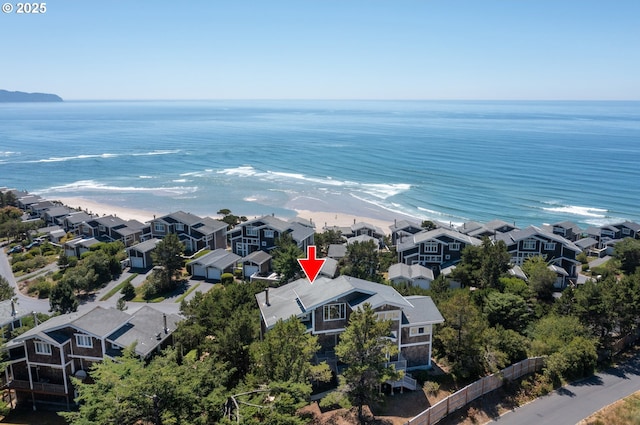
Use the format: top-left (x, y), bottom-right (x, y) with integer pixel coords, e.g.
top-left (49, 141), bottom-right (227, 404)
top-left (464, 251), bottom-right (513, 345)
top-left (403, 357), bottom-right (545, 425)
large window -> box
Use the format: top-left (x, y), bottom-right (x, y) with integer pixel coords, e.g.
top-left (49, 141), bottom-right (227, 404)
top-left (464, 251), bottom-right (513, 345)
top-left (522, 239), bottom-right (537, 250)
top-left (246, 227), bottom-right (258, 237)
top-left (175, 223), bottom-right (185, 231)
top-left (449, 242), bottom-right (461, 251)
top-left (154, 223), bottom-right (165, 232)
top-left (35, 341), bottom-right (52, 355)
top-left (75, 334), bottom-right (93, 348)
top-left (264, 229), bottom-right (275, 238)
top-left (424, 241), bottom-right (439, 253)
top-left (544, 242), bottom-right (556, 251)
top-left (323, 303), bottom-right (346, 321)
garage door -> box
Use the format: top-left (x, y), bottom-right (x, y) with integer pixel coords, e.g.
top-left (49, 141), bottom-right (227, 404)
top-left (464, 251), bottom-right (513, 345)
top-left (207, 268), bottom-right (221, 281)
top-left (131, 257), bottom-right (145, 269)
top-left (244, 265), bottom-right (259, 278)
top-left (192, 264), bottom-right (206, 278)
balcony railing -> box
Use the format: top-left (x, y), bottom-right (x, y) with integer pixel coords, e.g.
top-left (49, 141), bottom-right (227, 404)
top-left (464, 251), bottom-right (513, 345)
top-left (7, 379), bottom-right (67, 394)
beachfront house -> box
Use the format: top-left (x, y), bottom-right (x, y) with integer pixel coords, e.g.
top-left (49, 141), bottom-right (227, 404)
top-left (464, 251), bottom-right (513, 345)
top-left (458, 219), bottom-right (518, 239)
top-left (389, 220), bottom-right (424, 246)
top-left (256, 275), bottom-right (444, 379)
top-left (150, 211), bottom-right (227, 253)
top-left (495, 225), bottom-right (581, 287)
top-left (61, 212), bottom-right (95, 234)
top-left (397, 228), bottom-right (482, 273)
top-left (547, 221), bottom-right (582, 242)
top-left (2, 306), bottom-right (181, 410)
top-left (229, 215), bottom-right (315, 257)
top-left (80, 215), bottom-right (151, 247)
top-left (43, 206), bottom-right (74, 226)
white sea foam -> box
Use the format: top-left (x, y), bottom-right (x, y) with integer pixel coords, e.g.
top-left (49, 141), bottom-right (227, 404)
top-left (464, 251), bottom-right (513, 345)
top-left (138, 175), bottom-right (154, 179)
top-left (361, 183), bottom-right (411, 199)
top-left (0, 151), bottom-right (18, 157)
top-left (27, 150), bottom-right (180, 164)
top-left (38, 180), bottom-right (198, 196)
top-left (217, 166), bottom-right (258, 177)
top-left (542, 204), bottom-right (608, 218)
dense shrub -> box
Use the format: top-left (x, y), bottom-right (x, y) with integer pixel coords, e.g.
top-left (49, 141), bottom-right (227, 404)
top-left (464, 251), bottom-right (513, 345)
top-left (221, 273), bottom-right (234, 284)
top-left (27, 277), bottom-right (53, 299)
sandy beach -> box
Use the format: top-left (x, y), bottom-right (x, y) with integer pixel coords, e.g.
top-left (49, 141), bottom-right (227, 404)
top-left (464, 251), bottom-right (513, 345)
top-left (54, 197), bottom-right (160, 223)
top-left (51, 197), bottom-right (401, 233)
top-left (294, 209), bottom-right (396, 232)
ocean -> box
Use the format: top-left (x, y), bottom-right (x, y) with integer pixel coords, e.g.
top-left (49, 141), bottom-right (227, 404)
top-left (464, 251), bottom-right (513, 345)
top-left (1, 100), bottom-right (639, 229)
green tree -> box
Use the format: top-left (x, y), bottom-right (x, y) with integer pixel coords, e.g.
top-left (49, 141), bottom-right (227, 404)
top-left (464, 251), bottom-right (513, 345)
top-left (0, 275), bottom-right (15, 301)
top-left (315, 229), bottom-right (343, 255)
top-left (434, 291), bottom-right (487, 379)
top-left (49, 280), bottom-right (79, 314)
top-left (529, 314), bottom-right (592, 356)
top-left (151, 233), bottom-right (185, 291)
top-left (335, 303), bottom-right (398, 424)
top-left (452, 238), bottom-right (510, 290)
top-left (483, 291), bottom-right (531, 333)
top-left (522, 256), bottom-right (557, 301)
top-left (272, 234), bottom-right (303, 284)
top-left (252, 317), bottom-right (330, 385)
top-left (614, 238), bottom-right (640, 275)
top-left (62, 347), bottom-right (231, 425)
top-left (421, 220), bottom-right (437, 230)
top-left (342, 240), bottom-right (381, 282)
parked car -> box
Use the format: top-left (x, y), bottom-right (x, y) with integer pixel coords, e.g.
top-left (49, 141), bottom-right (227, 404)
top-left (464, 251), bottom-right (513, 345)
top-left (7, 245), bottom-right (23, 254)
top-left (25, 241), bottom-right (41, 250)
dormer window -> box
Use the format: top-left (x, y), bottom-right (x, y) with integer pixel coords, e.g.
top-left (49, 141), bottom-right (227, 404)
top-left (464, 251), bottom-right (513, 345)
top-left (35, 341), bottom-right (52, 355)
top-left (75, 334), bottom-right (93, 348)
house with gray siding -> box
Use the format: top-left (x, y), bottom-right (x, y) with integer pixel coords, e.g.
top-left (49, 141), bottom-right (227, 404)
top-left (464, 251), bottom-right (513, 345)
top-left (229, 215), bottom-right (314, 257)
top-left (150, 211), bottom-right (227, 253)
top-left (256, 275), bottom-right (444, 381)
top-left (397, 228), bottom-right (482, 273)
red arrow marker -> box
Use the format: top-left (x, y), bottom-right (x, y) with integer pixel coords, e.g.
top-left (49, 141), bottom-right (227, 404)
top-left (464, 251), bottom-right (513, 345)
top-left (298, 246), bottom-right (326, 284)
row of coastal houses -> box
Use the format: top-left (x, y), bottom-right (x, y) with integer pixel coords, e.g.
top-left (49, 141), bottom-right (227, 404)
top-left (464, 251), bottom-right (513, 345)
top-left (6, 189), bottom-right (640, 288)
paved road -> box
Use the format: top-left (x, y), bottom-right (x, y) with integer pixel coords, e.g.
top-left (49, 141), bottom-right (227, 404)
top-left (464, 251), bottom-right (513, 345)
top-left (489, 352), bottom-right (640, 425)
top-left (0, 246), bottom-right (50, 314)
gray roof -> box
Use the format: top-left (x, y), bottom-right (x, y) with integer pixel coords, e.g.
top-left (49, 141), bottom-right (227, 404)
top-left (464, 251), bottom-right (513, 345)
top-left (352, 222), bottom-right (386, 236)
top-left (319, 257), bottom-right (339, 277)
top-left (388, 263), bottom-right (434, 282)
top-left (65, 237), bottom-right (100, 249)
top-left (107, 306), bottom-right (181, 358)
top-left (402, 296), bottom-right (444, 325)
top-left (548, 264), bottom-right (569, 276)
top-left (128, 238), bottom-right (161, 253)
top-left (256, 275), bottom-right (415, 330)
top-left (551, 221), bottom-right (582, 232)
top-left (398, 228), bottom-right (482, 252)
top-left (458, 221), bottom-right (484, 234)
top-left (64, 212), bottom-right (94, 225)
top-left (158, 211), bottom-right (203, 226)
top-left (576, 237), bottom-right (598, 249)
top-left (389, 220), bottom-right (422, 233)
top-left (347, 234), bottom-right (379, 246)
top-left (45, 206), bottom-right (74, 217)
top-left (327, 244), bottom-right (347, 258)
top-left (508, 265), bottom-right (528, 281)
top-left (194, 216), bottom-right (228, 234)
top-left (289, 222), bottom-right (315, 244)
top-left (242, 216), bottom-right (314, 243)
top-left (243, 250), bottom-right (272, 265)
top-left (94, 215), bottom-right (127, 227)
top-left (188, 249), bottom-right (240, 270)
top-left (495, 225), bottom-right (581, 252)
top-left (71, 306), bottom-right (132, 338)
top-left (617, 221), bottom-right (640, 232)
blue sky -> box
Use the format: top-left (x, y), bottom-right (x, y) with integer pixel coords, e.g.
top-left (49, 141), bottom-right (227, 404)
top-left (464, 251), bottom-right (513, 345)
top-left (2, 1), bottom-right (639, 100)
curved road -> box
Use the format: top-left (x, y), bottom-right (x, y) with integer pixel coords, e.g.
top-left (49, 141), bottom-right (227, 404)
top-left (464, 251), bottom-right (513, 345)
top-left (489, 352), bottom-right (640, 425)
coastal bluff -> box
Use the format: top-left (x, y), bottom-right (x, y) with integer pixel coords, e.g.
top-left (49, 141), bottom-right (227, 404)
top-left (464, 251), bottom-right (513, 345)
top-left (0, 89), bottom-right (63, 102)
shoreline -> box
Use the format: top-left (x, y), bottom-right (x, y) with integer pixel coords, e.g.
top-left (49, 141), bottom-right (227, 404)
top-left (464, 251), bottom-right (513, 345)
top-left (51, 196), bottom-right (406, 232)
top-left (54, 197), bottom-right (161, 223)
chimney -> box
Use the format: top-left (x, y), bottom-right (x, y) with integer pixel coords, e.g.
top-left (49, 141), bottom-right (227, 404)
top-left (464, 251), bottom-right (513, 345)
top-left (394, 218), bottom-right (397, 227)
top-left (163, 313), bottom-right (168, 334)
top-left (265, 287), bottom-right (270, 306)
top-left (11, 299), bottom-right (16, 317)
top-left (353, 218), bottom-right (356, 225)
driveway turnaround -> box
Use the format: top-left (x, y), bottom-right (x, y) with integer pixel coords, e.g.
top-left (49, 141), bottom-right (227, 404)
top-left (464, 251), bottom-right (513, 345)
top-left (489, 352), bottom-right (640, 425)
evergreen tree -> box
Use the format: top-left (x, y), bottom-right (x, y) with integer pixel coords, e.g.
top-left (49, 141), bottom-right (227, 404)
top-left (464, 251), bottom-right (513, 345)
top-left (0, 275), bottom-right (15, 301)
top-left (272, 234), bottom-right (303, 284)
top-left (342, 240), bottom-right (380, 282)
top-left (49, 280), bottom-right (79, 314)
top-left (151, 233), bottom-right (185, 291)
top-left (335, 303), bottom-right (398, 424)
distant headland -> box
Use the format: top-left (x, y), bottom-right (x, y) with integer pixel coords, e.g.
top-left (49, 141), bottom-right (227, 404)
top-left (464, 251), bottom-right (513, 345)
top-left (0, 89), bottom-right (63, 102)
